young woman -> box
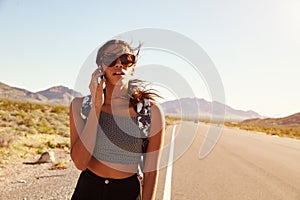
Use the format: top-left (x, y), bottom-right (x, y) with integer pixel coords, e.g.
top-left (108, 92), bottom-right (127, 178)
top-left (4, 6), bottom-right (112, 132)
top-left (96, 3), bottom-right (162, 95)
top-left (70, 39), bottom-right (165, 200)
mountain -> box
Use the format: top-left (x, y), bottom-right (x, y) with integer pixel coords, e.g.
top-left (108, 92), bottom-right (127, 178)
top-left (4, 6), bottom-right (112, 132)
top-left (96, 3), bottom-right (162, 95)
top-left (0, 82), bottom-right (263, 120)
top-left (36, 86), bottom-right (82, 105)
top-left (241, 112), bottom-right (300, 126)
top-left (160, 97), bottom-right (263, 121)
top-left (0, 82), bottom-right (82, 106)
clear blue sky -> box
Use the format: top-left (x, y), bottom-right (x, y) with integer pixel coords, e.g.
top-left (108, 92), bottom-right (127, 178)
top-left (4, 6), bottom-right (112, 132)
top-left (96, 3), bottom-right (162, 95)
top-left (1, 0), bottom-right (300, 117)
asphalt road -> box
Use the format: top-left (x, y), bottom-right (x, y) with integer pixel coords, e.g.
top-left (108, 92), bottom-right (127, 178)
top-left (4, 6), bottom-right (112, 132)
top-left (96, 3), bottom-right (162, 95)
top-left (155, 122), bottom-right (300, 200)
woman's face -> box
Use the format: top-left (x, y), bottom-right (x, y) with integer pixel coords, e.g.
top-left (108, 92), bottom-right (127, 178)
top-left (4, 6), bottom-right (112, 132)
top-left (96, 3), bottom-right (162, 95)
top-left (101, 44), bottom-right (135, 86)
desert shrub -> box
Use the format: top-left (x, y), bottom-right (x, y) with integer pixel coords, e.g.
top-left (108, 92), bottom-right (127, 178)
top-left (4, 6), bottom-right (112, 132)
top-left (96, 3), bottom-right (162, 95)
top-left (0, 128), bottom-right (16, 147)
top-left (56, 125), bottom-right (70, 137)
top-left (50, 161), bottom-right (68, 170)
top-left (23, 142), bottom-right (43, 149)
top-left (50, 105), bottom-right (68, 114)
top-left (36, 147), bottom-right (45, 154)
top-left (225, 121), bottom-right (300, 140)
top-left (0, 99), bottom-right (73, 165)
top-left (46, 140), bottom-right (69, 149)
top-left (0, 133), bottom-right (13, 147)
top-left (165, 115), bottom-right (181, 125)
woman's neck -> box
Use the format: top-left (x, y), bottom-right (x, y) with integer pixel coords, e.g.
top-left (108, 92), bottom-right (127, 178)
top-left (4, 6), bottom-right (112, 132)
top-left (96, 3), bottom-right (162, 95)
top-left (104, 82), bottom-right (129, 106)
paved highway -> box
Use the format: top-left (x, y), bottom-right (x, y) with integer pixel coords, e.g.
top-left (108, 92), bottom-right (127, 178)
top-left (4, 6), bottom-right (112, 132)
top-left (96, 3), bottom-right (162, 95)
top-left (155, 122), bottom-right (300, 200)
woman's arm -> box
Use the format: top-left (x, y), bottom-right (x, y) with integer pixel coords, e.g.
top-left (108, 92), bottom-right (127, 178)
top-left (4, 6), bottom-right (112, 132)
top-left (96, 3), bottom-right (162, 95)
top-left (70, 69), bottom-right (105, 170)
top-left (69, 97), bottom-right (100, 170)
top-left (142, 102), bottom-right (165, 200)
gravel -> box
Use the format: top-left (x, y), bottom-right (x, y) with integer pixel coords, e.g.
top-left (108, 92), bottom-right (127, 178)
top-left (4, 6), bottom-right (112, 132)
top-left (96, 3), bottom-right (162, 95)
top-left (0, 150), bottom-right (81, 200)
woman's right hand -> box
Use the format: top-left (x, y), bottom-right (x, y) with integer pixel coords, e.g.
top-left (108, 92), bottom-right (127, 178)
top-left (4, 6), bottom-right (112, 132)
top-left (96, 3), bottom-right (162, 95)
top-left (89, 68), bottom-right (105, 114)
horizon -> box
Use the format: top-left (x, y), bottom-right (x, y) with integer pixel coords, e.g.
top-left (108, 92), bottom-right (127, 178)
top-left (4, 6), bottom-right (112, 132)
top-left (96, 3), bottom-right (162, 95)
top-left (1, 1), bottom-right (300, 117)
top-left (1, 80), bottom-right (298, 119)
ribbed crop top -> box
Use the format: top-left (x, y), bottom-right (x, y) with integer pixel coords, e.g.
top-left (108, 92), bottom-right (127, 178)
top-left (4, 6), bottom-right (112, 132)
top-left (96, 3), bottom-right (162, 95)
top-left (92, 111), bottom-right (144, 165)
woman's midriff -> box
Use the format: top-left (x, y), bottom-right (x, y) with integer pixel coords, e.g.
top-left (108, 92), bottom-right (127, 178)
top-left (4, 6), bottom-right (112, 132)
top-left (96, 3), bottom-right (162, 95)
top-left (87, 156), bottom-right (139, 179)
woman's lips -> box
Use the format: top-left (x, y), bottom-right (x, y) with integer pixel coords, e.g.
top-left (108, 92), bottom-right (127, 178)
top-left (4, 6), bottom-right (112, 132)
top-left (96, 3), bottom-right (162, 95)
top-left (113, 71), bottom-right (125, 76)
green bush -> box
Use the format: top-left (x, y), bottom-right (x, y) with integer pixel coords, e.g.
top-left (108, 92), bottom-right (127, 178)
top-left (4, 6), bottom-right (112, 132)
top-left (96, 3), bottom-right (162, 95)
top-left (0, 99), bottom-right (71, 164)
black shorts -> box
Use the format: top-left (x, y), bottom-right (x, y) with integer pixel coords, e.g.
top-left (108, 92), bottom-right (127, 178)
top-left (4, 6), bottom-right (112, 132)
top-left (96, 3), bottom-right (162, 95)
top-left (71, 169), bottom-right (140, 200)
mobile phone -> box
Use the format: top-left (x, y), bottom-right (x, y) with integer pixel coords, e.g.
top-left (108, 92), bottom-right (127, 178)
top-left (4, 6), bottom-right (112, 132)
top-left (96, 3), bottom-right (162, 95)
top-left (98, 67), bottom-right (105, 84)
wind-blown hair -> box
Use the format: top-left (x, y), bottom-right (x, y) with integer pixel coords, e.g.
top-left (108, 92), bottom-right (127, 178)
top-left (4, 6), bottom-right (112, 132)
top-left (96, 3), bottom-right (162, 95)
top-left (96, 39), bottom-right (161, 106)
top-left (127, 79), bottom-right (161, 108)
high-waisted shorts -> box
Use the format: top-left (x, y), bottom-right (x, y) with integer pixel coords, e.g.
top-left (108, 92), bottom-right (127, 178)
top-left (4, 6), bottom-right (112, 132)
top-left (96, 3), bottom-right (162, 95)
top-left (71, 169), bottom-right (140, 200)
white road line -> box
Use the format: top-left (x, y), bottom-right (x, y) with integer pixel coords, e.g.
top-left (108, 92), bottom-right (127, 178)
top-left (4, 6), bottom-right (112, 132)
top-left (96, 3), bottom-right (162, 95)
top-left (163, 125), bottom-right (177, 200)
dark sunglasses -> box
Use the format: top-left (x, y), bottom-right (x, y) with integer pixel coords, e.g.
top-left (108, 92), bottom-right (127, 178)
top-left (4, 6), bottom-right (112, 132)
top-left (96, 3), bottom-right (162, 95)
top-left (100, 53), bottom-right (136, 68)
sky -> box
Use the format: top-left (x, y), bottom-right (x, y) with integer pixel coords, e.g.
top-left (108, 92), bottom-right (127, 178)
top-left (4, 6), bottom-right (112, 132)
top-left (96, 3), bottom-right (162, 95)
top-left (0, 0), bottom-right (300, 117)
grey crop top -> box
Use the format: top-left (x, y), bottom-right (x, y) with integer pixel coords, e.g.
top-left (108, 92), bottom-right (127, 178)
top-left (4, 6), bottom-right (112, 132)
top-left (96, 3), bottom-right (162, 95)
top-left (92, 111), bottom-right (144, 164)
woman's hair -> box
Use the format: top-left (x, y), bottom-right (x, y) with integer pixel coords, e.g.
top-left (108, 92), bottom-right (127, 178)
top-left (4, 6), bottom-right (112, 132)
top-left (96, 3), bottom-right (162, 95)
top-left (96, 39), bottom-right (161, 106)
top-left (127, 79), bottom-right (162, 107)
top-left (96, 39), bottom-right (135, 66)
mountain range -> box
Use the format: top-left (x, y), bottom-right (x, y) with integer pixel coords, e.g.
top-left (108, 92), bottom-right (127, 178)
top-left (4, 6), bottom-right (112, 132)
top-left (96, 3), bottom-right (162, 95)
top-left (241, 112), bottom-right (300, 126)
top-left (0, 81), bottom-right (262, 120)
top-left (160, 97), bottom-right (262, 121)
top-left (0, 82), bottom-right (81, 106)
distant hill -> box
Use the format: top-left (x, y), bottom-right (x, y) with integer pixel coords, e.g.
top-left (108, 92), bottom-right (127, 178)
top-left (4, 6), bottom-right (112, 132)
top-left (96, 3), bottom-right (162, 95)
top-left (0, 82), bottom-right (82, 106)
top-left (36, 86), bottom-right (82, 105)
top-left (0, 82), bottom-right (263, 121)
top-left (224, 112), bottom-right (300, 140)
top-left (160, 97), bottom-right (263, 121)
top-left (241, 112), bottom-right (300, 127)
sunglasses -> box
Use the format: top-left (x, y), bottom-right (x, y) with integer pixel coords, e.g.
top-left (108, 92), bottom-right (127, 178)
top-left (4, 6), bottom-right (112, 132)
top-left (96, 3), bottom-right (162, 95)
top-left (100, 53), bottom-right (136, 68)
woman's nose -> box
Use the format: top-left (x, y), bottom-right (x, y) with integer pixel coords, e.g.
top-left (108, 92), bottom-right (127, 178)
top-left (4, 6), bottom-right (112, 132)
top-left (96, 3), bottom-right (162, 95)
top-left (114, 58), bottom-right (123, 68)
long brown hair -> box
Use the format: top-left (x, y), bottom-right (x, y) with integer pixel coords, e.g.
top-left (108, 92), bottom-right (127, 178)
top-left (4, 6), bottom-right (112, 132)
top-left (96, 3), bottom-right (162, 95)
top-left (127, 79), bottom-right (162, 107)
top-left (96, 39), bottom-right (161, 107)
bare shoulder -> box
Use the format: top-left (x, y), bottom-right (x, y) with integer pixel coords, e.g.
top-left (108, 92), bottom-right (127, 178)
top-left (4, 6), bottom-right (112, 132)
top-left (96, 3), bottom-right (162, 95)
top-left (70, 97), bottom-right (84, 114)
top-left (149, 101), bottom-right (165, 136)
top-left (150, 101), bottom-right (164, 118)
top-left (69, 97), bottom-right (85, 132)
top-left (71, 96), bottom-right (84, 105)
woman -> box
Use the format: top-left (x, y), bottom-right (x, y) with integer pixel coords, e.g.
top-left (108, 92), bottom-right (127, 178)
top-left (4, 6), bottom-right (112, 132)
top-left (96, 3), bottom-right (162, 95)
top-left (70, 39), bottom-right (165, 200)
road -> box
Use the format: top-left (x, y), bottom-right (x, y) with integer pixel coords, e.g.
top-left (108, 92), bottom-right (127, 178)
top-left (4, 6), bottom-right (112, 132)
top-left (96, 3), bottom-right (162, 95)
top-left (155, 122), bottom-right (300, 200)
